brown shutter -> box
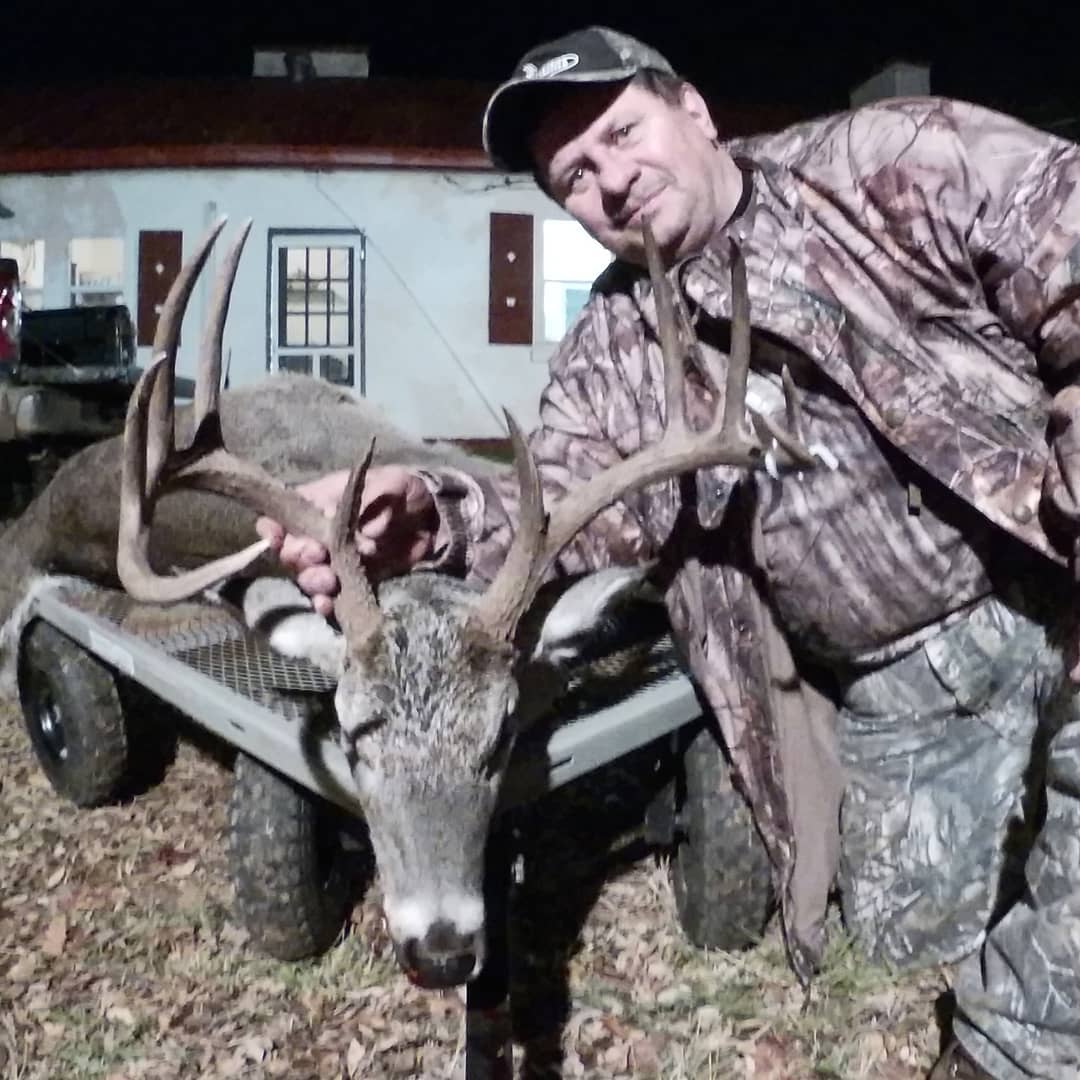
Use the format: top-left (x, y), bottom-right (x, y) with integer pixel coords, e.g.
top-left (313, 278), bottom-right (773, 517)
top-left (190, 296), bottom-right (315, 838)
top-left (488, 213), bottom-right (533, 345)
top-left (137, 231), bottom-right (183, 347)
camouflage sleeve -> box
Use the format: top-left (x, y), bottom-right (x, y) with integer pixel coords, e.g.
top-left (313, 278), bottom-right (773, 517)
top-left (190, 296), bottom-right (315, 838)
top-left (840, 100), bottom-right (1080, 373)
top-left (425, 297), bottom-right (655, 587)
top-left (839, 101), bottom-right (1080, 543)
top-left (941, 107), bottom-right (1080, 537)
top-left (952, 102), bottom-right (1080, 376)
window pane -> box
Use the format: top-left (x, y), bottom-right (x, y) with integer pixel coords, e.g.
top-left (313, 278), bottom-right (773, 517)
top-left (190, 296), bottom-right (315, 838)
top-left (542, 219), bottom-right (611, 282)
top-left (329, 248), bottom-right (349, 278)
top-left (329, 283), bottom-right (349, 313)
top-left (307, 248), bottom-right (328, 281)
top-left (72, 289), bottom-right (124, 308)
top-left (308, 317), bottom-right (328, 347)
top-left (285, 314), bottom-right (307, 345)
top-left (328, 314), bottom-right (350, 346)
top-left (69, 237), bottom-right (123, 289)
top-left (285, 249), bottom-right (307, 278)
top-left (319, 353), bottom-right (353, 385)
top-left (0, 239), bottom-right (44, 292)
top-left (543, 281), bottom-right (593, 342)
top-left (279, 354), bottom-right (312, 375)
top-left (285, 283), bottom-right (307, 313)
top-left (307, 285), bottom-right (329, 314)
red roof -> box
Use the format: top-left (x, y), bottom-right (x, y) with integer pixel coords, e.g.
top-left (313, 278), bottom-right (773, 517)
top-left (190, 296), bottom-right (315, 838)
top-left (0, 77), bottom-right (815, 174)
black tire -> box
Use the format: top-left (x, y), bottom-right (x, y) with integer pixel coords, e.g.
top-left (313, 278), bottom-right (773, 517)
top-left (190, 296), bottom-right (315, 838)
top-left (670, 726), bottom-right (774, 950)
top-left (18, 620), bottom-right (129, 807)
top-left (0, 446), bottom-right (34, 518)
top-left (227, 752), bottom-right (354, 961)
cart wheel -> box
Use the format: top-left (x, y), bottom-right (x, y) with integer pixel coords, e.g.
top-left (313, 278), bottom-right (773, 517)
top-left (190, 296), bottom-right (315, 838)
top-left (18, 620), bottom-right (129, 807)
top-left (670, 726), bottom-right (774, 950)
top-left (227, 752), bottom-right (355, 960)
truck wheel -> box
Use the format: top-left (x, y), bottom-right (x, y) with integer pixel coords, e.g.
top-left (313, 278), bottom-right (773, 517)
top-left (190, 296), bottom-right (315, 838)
top-left (227, 752), bottom-right (355, 961)
top-left (669, 726), bottom-right (774, 950)
top-left (18, 620), bottom-right (129, 807)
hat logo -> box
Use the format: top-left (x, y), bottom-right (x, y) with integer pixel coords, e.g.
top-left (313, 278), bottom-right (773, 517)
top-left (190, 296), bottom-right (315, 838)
top-left (521, 52), bottom-right (580, 79)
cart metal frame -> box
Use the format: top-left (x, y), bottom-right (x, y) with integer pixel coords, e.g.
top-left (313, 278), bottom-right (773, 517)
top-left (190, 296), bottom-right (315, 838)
top-left (23, 585), bottom-right (703, 1079)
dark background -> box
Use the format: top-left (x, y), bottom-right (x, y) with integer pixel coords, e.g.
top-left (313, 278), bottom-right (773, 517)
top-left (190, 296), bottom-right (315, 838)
top-left (5, 0), bottom-right (1079, 135)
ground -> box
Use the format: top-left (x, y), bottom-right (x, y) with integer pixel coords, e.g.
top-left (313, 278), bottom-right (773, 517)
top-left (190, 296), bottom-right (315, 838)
top-left (0, 691), bottom-right (949, 1080)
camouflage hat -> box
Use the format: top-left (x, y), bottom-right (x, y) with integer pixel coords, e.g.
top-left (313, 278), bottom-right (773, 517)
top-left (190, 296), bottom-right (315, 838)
top-left (482, 26), bottom-right (676, 172)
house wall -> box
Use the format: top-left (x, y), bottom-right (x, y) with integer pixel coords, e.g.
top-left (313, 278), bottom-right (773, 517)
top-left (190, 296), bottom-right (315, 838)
top-left (0, 166), bottom-right (584, 439)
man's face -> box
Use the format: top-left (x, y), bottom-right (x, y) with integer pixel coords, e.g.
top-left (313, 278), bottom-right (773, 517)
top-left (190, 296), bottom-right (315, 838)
top-left (529, 80), bottom-right (740, 266)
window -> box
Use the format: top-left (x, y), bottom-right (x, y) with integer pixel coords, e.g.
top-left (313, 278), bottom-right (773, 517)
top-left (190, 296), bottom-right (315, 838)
top-left (273, 239), bottom-right (361, 388)
top-left (69, 237), bottom-right (124, 307)
top-left (0, 239), bottom-right (44, 310)
top-left (541, 220), bottom-right (612, 342)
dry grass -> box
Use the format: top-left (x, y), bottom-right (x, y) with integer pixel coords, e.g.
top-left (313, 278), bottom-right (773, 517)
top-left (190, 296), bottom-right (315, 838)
top-left (0, 694), bottom-right (950, 1079)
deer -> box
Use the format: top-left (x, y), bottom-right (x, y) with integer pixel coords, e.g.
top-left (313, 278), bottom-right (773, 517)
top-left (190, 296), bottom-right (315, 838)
top-left (0, 215), bottom-right (814, 990)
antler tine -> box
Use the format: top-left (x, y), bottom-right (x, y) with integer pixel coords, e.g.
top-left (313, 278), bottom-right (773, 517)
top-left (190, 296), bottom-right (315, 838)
top-left (118, 354), bottom-right (275, 603)
top-left (146, 216), bottom-right (229, 493)
top-left (643, 222), bottom-right (687, 438)
top-left (118, 222), bottom-right (344, 605)
top-left (328, 440), bottom-right (385, 647)
top-left (471, 228), bottom-right (820, 643)
top-left (727, 247), bottom-right (815, 468)
top-left (194, 219), bottom-right (253, 432)
top-left (720, 238), bottom-right (752, 443)
top-left (467, 411), bottom-right (549, 639)
top-left (763, 363), bottom-right (815, 465)
top-left (473, 221), bottom-right (691, 639)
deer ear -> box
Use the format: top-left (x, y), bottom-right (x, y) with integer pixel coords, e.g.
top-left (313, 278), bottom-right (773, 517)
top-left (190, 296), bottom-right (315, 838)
top-left (239, 577), bottom-right (347, 678)
top-left (531, 565), bottom-right (659, 665)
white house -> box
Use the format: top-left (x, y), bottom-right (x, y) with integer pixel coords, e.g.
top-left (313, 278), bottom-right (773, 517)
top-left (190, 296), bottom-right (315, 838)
top-left (0, 54), bottom-right (804, 444)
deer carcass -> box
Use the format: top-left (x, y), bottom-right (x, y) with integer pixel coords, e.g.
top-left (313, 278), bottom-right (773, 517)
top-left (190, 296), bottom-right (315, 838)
top-left (1, 216), bottom-right (813, 989)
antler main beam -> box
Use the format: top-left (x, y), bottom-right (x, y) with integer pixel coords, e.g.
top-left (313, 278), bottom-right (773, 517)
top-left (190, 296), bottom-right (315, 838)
top-left (471, 223), bottom-right (816, 642)
top-left (116, 218), bottom-right (384, 643)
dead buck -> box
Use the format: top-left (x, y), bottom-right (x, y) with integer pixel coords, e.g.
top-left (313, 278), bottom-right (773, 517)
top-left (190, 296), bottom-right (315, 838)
top-left (5, 215), bottom-right (814, 989)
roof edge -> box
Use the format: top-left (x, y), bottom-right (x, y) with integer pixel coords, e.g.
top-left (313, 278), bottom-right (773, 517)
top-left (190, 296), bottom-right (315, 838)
top-left (0, 143), bottom-right (496, 175)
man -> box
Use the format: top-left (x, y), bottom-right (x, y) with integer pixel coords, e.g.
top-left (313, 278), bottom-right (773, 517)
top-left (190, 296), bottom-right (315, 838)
top-left (261, 27), bottom-right (1080, 1079)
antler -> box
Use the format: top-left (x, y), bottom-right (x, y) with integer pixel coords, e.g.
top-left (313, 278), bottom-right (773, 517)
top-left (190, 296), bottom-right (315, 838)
top-left (471, 224), bottom-right (816, 642)
top-left (117, 217), bottom-right (384, 644)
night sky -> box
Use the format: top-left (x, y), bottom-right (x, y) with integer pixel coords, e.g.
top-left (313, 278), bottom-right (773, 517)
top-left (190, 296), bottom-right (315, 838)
top-left (5, 0), bottom-right (1079, 134)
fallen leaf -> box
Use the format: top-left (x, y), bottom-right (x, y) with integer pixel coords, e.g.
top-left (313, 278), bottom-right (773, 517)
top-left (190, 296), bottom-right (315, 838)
top-left (237, 1035), bottom-right (272, 1063)
top-left (45, 865), bottom-right (66, 889)
top-left (217, 924), bottom-right (248, 952)
top-left (347, 1038), bottom-right (366, 1077)
top-left (631, 1037), bottom-right (661, 1076)
top-left (106, 1005), bottom-right (137, 1027)
top-left (40, 914), bottom-right (68, 958)
top-left (169, 858), bottom-right (198, 879)
top-left (6, 954), bottom-right (39, 982)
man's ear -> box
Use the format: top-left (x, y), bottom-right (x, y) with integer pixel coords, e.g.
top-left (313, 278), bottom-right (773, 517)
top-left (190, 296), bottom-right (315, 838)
top-left (532, 565), bottom-right (660, 665)
top-left (679, 82), bottom-right (717, 142)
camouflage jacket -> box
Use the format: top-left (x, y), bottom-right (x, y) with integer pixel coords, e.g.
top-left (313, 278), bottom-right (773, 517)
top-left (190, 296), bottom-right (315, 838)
top-left (440, 97), bottom-right (1080, 980)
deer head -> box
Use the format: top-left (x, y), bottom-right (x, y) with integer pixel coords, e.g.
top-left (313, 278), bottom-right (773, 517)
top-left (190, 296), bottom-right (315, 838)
top-left (118, 217), bottom-right (814, 988)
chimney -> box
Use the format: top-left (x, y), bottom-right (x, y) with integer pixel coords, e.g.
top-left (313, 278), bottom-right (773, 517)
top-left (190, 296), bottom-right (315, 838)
top-left (850, 60), bottom-right (931, 107)
top-left (253, 46), bottom-right (370, 79)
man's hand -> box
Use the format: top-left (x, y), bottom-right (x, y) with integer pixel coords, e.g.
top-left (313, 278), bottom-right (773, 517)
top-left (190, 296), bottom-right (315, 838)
top-left (255, 466), bottom-right (438, 618)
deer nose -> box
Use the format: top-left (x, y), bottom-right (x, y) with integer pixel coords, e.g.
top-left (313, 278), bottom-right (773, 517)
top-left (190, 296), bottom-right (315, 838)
top-left (397, 920), bottom-right (484, 989)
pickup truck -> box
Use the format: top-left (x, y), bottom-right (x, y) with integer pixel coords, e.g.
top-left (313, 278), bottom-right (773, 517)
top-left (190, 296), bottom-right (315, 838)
top-left (0, 258), bottom-right (137, 516)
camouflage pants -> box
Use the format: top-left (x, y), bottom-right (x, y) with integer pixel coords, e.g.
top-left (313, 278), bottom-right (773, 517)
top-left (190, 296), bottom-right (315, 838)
top-left (835, 593), bottom-right (1080, 1079)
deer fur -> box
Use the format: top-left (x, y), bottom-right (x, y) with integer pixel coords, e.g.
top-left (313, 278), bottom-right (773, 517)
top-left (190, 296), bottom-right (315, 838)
top-left (0, 374), bottom-right (492, 686)
top-left (0, 371), bottom-right (651, 988)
